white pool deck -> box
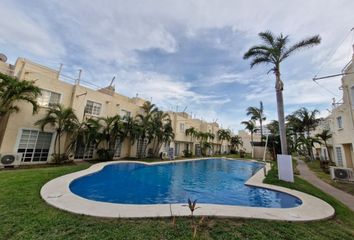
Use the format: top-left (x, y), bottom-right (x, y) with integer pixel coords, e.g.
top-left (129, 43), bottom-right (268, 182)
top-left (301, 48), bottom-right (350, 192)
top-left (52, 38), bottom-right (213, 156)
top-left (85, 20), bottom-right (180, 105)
top-left (41, 158), bottom-right (335, 221)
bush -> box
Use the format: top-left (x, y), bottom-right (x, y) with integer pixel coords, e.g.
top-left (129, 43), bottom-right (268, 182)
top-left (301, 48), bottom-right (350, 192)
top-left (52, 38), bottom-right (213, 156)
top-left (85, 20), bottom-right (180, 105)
top-left (97, 149), bottom-right (114, 162)
top-left (183, 150), bottom-right (192, 157)
top-left (230, 149), bottom-right (238, 154)
top-left (51, 153), bottom-right (71, 164)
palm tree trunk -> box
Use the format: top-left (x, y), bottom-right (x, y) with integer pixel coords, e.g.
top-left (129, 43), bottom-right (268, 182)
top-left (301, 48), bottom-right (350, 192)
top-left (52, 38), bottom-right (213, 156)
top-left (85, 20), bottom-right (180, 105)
top-left (260, 119), bottom-right (263, 143)
top-left (275, 73), bottom-right (288, 155)
top-left (324, 141), bottom-right (332, 163)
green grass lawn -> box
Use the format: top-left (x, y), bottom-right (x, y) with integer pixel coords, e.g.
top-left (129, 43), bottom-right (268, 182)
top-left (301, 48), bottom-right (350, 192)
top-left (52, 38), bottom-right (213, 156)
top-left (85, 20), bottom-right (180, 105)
top-left (306, 160), bottom-right (354, 196)
top-left (1, 162), bottom-right (354, 240)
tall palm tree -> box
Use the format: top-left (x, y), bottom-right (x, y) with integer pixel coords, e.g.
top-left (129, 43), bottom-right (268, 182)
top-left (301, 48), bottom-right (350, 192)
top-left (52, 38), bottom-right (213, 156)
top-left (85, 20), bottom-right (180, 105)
top-left (0, 73), bottom-right (41, 146)
top-left (241, 120), bottom-right (257, 143)
top-left (246, 101), bottom-right (266, 142)
top-left (316, 129), bottom-right (333, 163)
top-left (244, 31), bottom-right (321, 154)
top-left (35, 104), bottom-right (78, 158)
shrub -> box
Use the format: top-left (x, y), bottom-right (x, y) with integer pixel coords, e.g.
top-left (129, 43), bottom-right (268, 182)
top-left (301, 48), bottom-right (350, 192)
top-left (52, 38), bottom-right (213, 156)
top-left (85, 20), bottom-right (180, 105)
top-left (97, 149), bottom-right (114, 162)
top-left (183, 150), bottom-right (192, 157)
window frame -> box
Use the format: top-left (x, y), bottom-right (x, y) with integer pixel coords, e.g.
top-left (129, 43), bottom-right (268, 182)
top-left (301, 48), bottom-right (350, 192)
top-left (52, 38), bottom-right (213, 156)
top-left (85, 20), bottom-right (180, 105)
top-left (336, 116), bottom-right (343, 129)
top-left (37, 89), bottom-right (62, 108)
top-left (85, 100), bottom-right (102, 116)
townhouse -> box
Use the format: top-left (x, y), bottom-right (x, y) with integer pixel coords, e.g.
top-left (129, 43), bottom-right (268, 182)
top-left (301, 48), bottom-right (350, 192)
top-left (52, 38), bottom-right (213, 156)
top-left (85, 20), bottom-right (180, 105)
top-left (0, 56), bottom-right (230, 164)
top-left (314, 47), bottom-right (354, 169)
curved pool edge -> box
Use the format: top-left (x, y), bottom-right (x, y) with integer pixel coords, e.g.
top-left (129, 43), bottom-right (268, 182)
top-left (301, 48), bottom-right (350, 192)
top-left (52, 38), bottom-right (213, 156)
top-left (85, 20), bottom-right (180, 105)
top-left (40, 158), bottom-right (335, 221)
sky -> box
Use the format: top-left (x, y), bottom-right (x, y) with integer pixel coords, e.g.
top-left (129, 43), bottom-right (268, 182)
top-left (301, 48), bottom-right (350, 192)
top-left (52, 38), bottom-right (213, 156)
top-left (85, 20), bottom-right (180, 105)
top-left (1, 0), bottom-right (354, 133)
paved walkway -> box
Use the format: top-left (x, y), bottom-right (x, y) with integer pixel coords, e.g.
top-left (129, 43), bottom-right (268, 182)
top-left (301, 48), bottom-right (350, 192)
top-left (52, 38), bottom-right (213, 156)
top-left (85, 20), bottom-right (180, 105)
top-left (296, 159), bottom-right (354, 212)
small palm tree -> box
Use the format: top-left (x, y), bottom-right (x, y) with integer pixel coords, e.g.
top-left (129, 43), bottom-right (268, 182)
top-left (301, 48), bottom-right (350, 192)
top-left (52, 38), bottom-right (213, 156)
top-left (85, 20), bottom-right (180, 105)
top-left (246, 101), bottom-right (266, 142)
top-left (296, 136), bottom-right (321, 161)
top-left (316, 129), bottom-right (333, 163)
top-left (0, 73), bottom-right (41, 146)
top-left (293, 108), bottom-right (320, 137)
top-left (244, 31), bottom-right (321, 154)
top-left (230, 135), bottom-right (243, 152)
top-left (35, 104), bottom-right (79, 159)
top-left (241, 120), bottom-right (257, 143)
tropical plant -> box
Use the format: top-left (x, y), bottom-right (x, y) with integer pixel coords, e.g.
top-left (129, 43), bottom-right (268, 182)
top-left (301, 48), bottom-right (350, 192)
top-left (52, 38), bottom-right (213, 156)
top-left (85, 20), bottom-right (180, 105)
top-left (244, 31), bottom-right (321, 154)
top-left (292, 108), bottom-right (320, 136)
top-left (316, 129), bottom-right (333, 162)
top-left (246, 101), bottom-right (266, 141)
top-left (68, 118), bottom-right (101, 160)
top-left (35, 104), bottom-right (78, 163)
top-left (217, 129), bottom-right (231, 147)
top-left (230, 135), bottom-right (243, 153)
top-left (0, 73), bottom-right (41, 146)
top-left (241, 120), bottom-right (257, 143)
top-left (96, 115), bottom-right (125, 161)
top-left (185, 127), bottom-right (198, 155)
top-left (296, 136), bottom-right (321, 161)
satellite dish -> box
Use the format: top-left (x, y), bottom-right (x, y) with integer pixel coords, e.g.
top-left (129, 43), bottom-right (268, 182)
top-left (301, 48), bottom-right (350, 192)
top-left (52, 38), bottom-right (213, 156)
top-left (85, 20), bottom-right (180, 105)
top-left (0, 53), bottom-right (7, 62)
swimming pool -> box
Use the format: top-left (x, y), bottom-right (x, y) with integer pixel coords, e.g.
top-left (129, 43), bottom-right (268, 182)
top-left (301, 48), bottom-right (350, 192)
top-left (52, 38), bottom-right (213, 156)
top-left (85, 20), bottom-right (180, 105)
top-left (70, 158), bottom-right (302, 208)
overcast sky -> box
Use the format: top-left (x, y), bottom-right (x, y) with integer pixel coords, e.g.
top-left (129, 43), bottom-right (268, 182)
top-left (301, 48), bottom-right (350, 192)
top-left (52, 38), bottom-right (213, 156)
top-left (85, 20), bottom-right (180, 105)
top-left (1, 0), bottom-right (354, 132)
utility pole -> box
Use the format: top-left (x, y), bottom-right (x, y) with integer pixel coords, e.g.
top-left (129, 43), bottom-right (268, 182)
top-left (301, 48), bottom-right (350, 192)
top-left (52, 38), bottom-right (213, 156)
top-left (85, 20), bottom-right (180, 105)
top-left (77, 69), bottom-right (82, 85)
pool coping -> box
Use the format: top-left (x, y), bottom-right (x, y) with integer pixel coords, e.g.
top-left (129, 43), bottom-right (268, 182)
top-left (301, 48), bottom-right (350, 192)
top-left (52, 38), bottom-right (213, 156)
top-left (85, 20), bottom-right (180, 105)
top-left (40, 157), bottom-right (335, 221)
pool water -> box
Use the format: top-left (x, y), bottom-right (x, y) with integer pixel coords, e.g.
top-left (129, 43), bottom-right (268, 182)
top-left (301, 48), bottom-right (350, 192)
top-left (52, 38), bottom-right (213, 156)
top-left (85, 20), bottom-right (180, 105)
top-left (70, 159), bottom-right (302, 208)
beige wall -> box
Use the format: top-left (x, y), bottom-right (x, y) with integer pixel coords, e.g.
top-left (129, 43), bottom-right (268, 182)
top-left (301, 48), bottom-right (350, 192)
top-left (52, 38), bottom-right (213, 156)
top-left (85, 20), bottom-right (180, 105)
top-left (0, 57), bottom-right (232, 163)
top-left (325, 53), bottom-right (354, 168)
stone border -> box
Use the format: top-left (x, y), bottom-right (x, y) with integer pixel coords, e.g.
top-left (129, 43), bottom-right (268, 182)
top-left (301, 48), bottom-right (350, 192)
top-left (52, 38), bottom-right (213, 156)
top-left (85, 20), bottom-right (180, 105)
top-left (41, 158), bottom-right (335, 221)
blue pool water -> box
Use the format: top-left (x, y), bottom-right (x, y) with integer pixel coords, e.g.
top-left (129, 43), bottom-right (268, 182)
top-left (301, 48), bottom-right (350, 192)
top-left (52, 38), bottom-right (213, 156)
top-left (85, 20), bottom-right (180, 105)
top-left (70, 159), bottom-right (302, 208)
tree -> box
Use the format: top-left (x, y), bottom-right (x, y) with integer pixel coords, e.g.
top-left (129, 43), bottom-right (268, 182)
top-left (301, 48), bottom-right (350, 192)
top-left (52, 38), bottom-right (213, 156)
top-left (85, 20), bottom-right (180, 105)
top-left (230, 135), bottom-right (243, 152)
top-left (0, 73), bottom-right (41, 146)
top-left (35, 104), bottom-right (78, 162)
top-left (185, 127), bottom-right (197, 153)
top-left (316, 129), bottom-right (333, 162)
top-left (292, 108), bottom-right (320, 137)
top-left (244, 31), bottom-right (321, 154)
top-left (217, 129), bottom-right (231, 153)
top-left (246, 101), bottom-right (266, 141)
top-left (97, 115), bottom-right (125, 160)
top-left (241, 120), bottom-right (257, 143)
top-left (136, 101), bottom-right (158, 157)
top-left (296, 136), bottom-right (321, 161)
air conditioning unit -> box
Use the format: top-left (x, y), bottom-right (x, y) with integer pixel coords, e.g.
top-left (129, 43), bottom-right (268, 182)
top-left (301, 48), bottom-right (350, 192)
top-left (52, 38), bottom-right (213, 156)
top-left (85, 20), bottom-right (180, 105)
top-left (330, 167), bottom-right (354, 182)
top-left (0, 153), bottom-right (23, 168)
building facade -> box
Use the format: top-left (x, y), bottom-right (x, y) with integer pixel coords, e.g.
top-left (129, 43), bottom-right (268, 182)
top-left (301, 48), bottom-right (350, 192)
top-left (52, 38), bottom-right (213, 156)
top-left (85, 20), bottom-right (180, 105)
top-left (314, 48), bottom-right (354, 169)
top-left (0, 57), bottom-right (230, 164)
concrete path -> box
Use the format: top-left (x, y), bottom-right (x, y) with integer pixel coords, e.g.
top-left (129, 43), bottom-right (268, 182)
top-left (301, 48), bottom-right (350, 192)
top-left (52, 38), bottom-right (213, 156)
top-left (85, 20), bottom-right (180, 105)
top-left (297, 159), bottom-right (354, 212)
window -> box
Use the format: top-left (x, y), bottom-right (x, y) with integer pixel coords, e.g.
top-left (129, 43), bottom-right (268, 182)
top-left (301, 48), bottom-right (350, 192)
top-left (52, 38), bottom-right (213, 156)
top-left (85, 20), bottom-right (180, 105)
top-left (17, 130), bottom-right (53, 162)
top-left (335, 147), bottom-right (343, 166)
top-left (113, 138), bottom-right (122, 158)
top-left (74, 142), bottom-right (95, 160)
top-left (85, 100), bottom-right (102, 116)
top-left (337, 116), bottom-right (343, 129)
top-left (121, 110), bottom-right (131, 120)
top-left (37, 89), bottom-right (61, 107)
top-left (180, 123), bottom-right (185, 133)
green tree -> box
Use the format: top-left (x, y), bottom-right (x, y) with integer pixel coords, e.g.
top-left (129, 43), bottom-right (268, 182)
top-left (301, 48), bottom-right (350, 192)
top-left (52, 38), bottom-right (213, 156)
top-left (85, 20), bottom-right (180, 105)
top-left (244, 31), bottom-right (321, 154)
top-left (0, 73), bottom-right (41, 146)
top-left (217, 129), bottom-right (231, 146)
top-left (241, 120), bottom-right (257, 143)
top-left (35, 104), bottom-right (78, 162)
top-left (230, 135), bottom-right (243, 152)
top-left (316, 129), bottom-right (333, 163)
top-left (246, 101), bottom-right (266, 141)
top-left (293, 108), bottom-right (320, 136)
